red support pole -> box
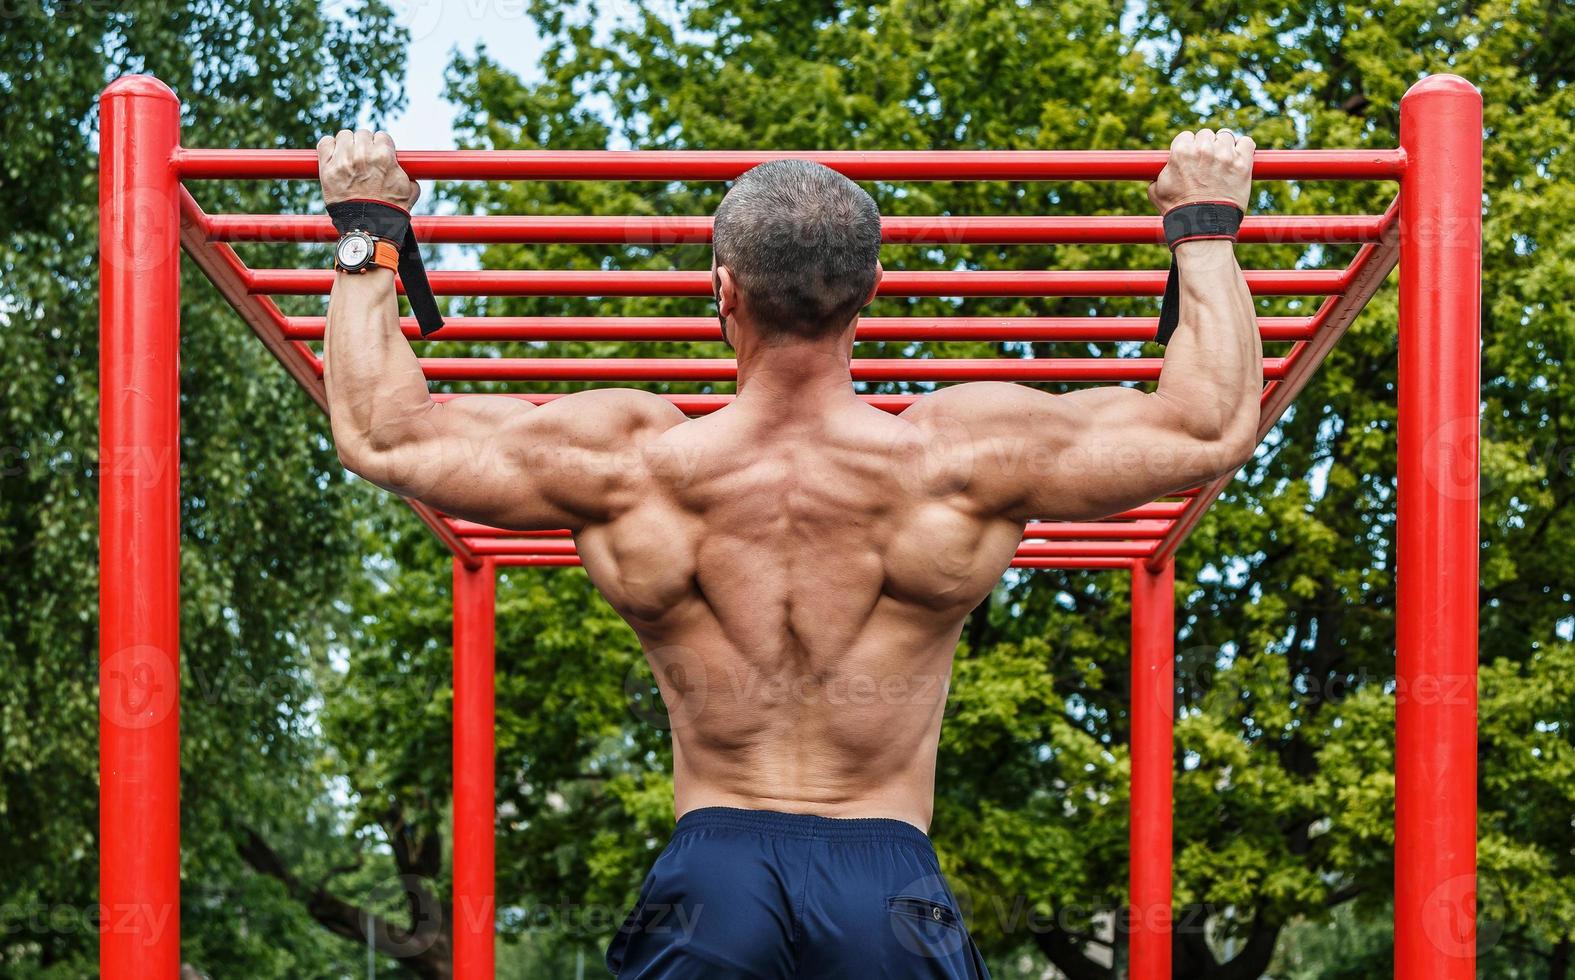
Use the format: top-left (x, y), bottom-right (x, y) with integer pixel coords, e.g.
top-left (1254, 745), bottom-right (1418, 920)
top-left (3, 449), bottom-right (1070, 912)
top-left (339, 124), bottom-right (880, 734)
top-left (98, 75), bottom-right (183, 980)
top-left (1129, 559), bottom-right (1174, 979)
top-left (453, 558), bottom-right (498, 979)
top-left (1395, 75), bottom-right (1482, 980)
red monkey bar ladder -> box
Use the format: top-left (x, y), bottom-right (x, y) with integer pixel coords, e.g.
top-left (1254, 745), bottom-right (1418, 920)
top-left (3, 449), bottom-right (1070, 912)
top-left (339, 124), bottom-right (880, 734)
top-left (98, 73), bottom-right (1481, 979)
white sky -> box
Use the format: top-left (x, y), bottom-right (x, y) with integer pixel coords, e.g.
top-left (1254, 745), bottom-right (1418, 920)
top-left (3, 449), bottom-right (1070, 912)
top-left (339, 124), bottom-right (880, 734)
top-left (381, 0), bottom-right (551, 149)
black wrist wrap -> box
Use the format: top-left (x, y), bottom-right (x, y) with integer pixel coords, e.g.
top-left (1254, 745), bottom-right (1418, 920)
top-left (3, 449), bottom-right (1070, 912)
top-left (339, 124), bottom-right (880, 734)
top-left (327, 200), bottom-right (446, 336)
top-left (1156, 202), bottom-right (1244, 345)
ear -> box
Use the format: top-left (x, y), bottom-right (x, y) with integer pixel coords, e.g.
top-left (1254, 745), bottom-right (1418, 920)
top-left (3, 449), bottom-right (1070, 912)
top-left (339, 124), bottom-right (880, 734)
top-left (714, 264), bottom-right (739, 319)
top-left (864, 261), bottom-right (884, 307)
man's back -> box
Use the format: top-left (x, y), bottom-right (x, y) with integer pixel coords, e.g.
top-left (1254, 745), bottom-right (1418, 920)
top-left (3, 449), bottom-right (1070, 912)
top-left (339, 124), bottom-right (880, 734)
top-left (575, 392), bottom-right (1024, 829)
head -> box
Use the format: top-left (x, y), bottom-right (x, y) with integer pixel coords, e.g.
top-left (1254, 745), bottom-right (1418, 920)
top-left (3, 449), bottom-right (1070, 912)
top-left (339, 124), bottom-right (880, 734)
top-left (711, 160), bottom-right (883, 348)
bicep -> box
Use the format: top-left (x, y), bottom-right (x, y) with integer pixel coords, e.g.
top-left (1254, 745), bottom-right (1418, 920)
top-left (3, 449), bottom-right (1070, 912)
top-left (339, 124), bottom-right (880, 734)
top-left (361, 389), bottom-right (683, 532)
top-left (904, 382), bottom-right (1228, 522)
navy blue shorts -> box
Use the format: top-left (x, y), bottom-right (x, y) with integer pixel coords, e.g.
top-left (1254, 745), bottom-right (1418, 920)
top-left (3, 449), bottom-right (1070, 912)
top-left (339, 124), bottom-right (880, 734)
top-left (605, 807), bottom-right (990, 979)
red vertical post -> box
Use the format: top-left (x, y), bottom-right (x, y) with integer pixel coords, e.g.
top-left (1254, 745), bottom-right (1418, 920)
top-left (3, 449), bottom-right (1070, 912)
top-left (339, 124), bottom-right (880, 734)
top-left (98, 75), bottom-right (183, 979)
top-left (1129, 559), bottom-right (1175, 979)
top-left (453, 558), bottom-right (498, 978)
top-left (1395, 75), bottom-right (1482, 980)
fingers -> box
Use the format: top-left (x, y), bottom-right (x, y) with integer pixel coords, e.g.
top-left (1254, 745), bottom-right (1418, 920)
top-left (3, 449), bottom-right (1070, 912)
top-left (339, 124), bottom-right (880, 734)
top-left (319, 129), bottom-right (354, 180)
top-left (318, 127), bottom-right (408, 206)
top-left (1172, 127), bottom-right (1245, 149)
top-left (318, 128), bottom-right (402, 170)
top-left (1170, 126), bottom-right (1253, 166)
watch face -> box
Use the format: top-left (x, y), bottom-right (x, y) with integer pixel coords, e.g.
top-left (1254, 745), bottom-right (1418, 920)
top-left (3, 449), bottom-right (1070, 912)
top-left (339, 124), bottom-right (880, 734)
top-left (337, 234), bottom-right (371, 269)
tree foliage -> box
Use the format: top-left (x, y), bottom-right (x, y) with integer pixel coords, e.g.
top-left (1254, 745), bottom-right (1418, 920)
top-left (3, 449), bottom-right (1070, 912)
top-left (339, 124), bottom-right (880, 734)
top-left (1, 1), bottom-right (406, 975)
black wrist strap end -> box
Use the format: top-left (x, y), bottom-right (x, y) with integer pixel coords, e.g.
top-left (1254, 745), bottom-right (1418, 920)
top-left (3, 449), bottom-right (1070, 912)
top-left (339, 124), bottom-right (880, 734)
top-left (399, 237), bottom-right (445, 337)
top-left (1157, 254), bottom-right (1183, 346)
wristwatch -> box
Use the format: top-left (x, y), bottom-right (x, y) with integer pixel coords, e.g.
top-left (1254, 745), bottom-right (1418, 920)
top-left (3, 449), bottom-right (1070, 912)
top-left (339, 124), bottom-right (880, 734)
top-left (333, 231), bottom-right (400, 274)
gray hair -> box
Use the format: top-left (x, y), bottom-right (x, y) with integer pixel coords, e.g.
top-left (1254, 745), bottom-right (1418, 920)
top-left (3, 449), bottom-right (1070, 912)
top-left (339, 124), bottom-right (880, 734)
top-left (712, 160), bottom-right (882, 338)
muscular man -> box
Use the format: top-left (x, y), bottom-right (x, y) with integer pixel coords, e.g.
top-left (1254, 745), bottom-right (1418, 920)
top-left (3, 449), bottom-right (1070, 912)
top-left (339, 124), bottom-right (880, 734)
top-left (318, 127), bottom-right (1259, 979)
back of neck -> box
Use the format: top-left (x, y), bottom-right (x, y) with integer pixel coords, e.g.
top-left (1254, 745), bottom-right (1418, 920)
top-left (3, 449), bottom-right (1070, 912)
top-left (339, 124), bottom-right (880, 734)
top-left (733, 329), bottom-right (859, 412)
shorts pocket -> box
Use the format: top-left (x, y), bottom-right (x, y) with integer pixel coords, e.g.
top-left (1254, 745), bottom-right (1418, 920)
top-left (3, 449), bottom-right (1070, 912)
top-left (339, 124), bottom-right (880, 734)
top-left (888, 895), bottom-right (962, 929)
top-left (888, 893), bottom-right (971, 963)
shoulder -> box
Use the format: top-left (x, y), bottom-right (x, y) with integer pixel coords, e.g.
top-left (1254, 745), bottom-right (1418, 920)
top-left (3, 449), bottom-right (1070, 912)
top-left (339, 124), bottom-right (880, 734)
top-left (526, 387), bottom-right (687, 446)
top-left (899, 381), bottom-right (1048, 429)
top-left (556, 387), bottom-right (687, 426)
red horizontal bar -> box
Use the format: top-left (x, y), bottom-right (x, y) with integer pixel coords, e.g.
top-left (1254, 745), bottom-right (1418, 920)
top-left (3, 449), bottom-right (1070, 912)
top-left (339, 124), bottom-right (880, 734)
top-left (431, 392), bottom-right (915, 414)
top-left (1016, 541), bottom-right (1158, 558)
top-left (393, 356), bottom-right (1290, 383)
top-left (176, 148), bottom-right (1406, 181)
top-left (206, 213), bottom-right (1385, 245)
top-left (281, 315), bottom-right (1317, 343)
top-left (252, 268), bottom-right (1346, 297)
top-left (445, 504), bottom-right (1185, 538)
top-left (465, 539), bottom-right (577, 555)
top-left (493, 554), bottom-right (1136, 570)
top-left (446, 523), bottom-right (571, 538)
top-left (449, 519), bottom-right (1171, 540)
top-left (1023, 520), bottom-right (1171, 539)
top-left (1109, 502), bottom-right (1189, 520)
top-left (468, 537), bottom-right (1155, 559)
top-left (493, 555), bottom-right (583, 567)
top-left (1010, 557), bottom-right (1136, 570)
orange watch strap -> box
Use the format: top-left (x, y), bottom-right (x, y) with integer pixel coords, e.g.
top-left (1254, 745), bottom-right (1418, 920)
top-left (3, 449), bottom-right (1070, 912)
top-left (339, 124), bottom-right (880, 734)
top-left (372, 238), bottom-right (400, 272)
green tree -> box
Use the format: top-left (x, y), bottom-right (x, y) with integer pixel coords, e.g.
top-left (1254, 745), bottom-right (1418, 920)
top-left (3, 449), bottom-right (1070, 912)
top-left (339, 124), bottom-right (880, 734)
top-left (0, 1), bottom-right (408, 975)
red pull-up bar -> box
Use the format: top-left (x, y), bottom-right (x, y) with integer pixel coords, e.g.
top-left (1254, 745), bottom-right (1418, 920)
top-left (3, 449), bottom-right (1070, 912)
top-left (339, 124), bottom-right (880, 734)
top-left (277, 314), bottom-right (1322, 344)
top-left (202, 212), bottom-right (1389, 245)
top-left (244, 266), bottom-right (1351, 297)
top-left (175, 146), bottom-right (1406, 181)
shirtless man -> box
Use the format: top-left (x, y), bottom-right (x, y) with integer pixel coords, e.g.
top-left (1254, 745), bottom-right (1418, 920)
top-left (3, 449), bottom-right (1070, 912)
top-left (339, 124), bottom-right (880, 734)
top-left (317, 127), bottom-right (1259, 979)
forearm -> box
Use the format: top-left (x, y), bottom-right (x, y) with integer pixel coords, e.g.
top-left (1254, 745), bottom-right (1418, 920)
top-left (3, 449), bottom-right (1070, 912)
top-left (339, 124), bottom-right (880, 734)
top-left (1154, 239), bottom-right (1262, 448)
top-left (323, 269), bottom-right (435, 470)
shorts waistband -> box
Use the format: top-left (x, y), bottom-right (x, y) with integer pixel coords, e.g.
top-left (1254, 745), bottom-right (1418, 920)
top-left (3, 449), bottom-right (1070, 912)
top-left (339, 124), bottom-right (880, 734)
top-left (673, 806), bottom-right (934, 849)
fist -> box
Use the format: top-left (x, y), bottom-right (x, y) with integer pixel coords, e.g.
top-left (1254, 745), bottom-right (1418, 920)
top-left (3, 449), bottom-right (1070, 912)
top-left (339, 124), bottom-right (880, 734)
top-left (317, 129), bottom-right (418, 209)
top-left (1148, 128), bottom-right (1254, 213)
